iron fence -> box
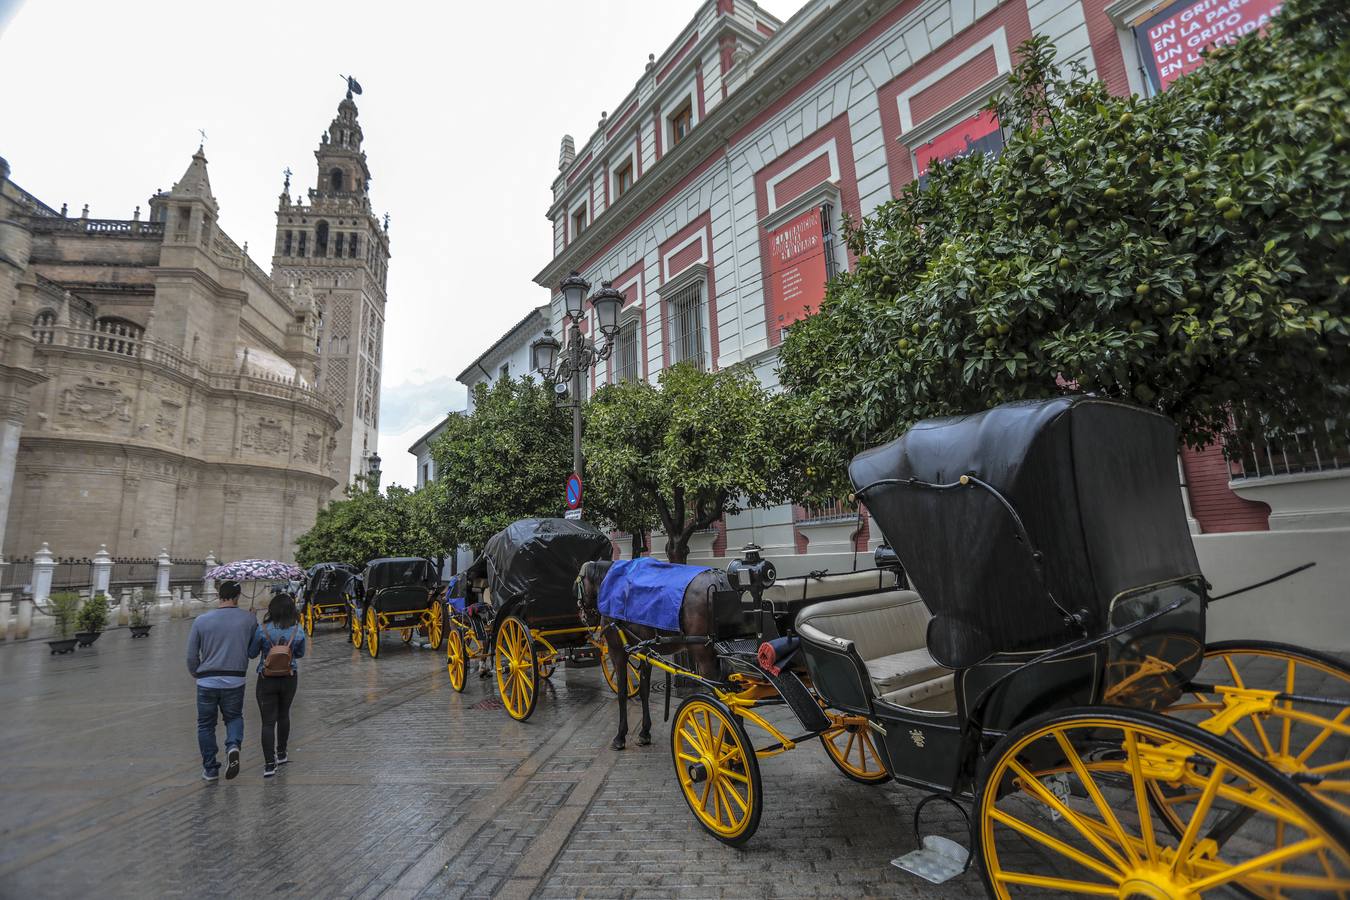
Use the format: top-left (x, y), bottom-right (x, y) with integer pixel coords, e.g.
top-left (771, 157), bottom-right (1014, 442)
top-left (1224, 416), bottom-right (1350, 481)
top-left (1, 557), bottom-right (33, 595)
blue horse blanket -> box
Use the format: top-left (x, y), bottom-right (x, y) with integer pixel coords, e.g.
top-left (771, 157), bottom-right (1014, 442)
top-left (597, 558), bottom-right (709, 632)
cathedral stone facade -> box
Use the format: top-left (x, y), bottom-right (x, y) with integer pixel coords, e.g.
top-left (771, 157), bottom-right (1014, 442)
top-left (0, 89), bottom-right (389, 563)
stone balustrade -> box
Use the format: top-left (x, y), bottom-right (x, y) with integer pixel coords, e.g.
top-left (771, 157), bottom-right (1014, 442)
top-left (26, 216), bottom-right (165, 238)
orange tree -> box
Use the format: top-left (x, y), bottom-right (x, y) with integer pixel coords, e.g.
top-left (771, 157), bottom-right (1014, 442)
top-left (778, 0), bottom-right (1349, 493)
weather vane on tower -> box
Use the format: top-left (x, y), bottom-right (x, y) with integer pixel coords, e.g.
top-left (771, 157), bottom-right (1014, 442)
top-left (340, 74), bottom-right (363, 99)
top-left (197, 128), bottom-right (207, 149)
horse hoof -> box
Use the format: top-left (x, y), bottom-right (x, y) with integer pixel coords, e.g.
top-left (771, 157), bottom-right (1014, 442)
top-left (611, 737), bottom-right (626, 751)
top-left (637, 733), bottom-right (652, 747)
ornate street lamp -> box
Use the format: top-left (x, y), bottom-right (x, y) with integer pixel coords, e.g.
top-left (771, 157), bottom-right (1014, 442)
top-left (533, 274), bottom-right (622, 482)
top-left (530, 329), bottom-right (561, 381)
top-left (589, 281), bottom-right (625, 339)
top-left (367, 451), bottom-right (382, 488)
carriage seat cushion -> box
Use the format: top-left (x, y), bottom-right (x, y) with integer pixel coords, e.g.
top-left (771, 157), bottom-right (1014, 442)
top-left (795, 590), bottom-right (952, 703)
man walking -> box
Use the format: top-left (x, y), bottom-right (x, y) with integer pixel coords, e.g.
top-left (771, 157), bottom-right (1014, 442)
top-left (186, 580), bottom-right (256, 781)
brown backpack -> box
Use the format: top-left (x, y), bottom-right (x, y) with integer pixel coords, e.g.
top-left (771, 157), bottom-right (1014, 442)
top-left (262, 626), bottom-right (299, 677)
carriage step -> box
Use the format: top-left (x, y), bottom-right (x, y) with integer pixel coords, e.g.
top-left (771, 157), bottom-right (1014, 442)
top-left (764, 666), bottom-right (831, 732)
top-left (713, 638), bottom-right (759, 656)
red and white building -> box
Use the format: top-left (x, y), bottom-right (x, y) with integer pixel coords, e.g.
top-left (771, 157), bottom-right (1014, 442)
top-left (524, 0), bottom-right (1345, 647)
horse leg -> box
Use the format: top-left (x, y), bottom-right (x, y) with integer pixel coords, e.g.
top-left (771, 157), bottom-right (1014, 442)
top-left (636, 660), bottom-right (653, 746)
top-left (606, 626), bottom-right (629, 750)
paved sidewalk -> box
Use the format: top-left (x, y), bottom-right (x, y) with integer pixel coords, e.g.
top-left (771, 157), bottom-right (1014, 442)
top-left (0, 617), bottom-right (980, 898)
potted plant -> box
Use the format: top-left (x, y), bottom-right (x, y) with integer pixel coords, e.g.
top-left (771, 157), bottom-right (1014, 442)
top-left (46, 592), bottom-right (81, 654)
top-left (129, 593), bottom-right (154, 638)
top-left (75, 594), bottom-right (109, 646)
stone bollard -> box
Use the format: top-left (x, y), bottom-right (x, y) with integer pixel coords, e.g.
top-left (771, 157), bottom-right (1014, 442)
top-left (92, 545), bottom-right (113, 613)
top-left (0, 591), bottom-right (10, 641)
top-left (156, 549), bottom-right (173, 616)
top-left (16, 597), bottom-right (32, 639)
top-left (32, 543), bottom-right (55, 606)
top-left (203, 552), bottom-right (217, 599)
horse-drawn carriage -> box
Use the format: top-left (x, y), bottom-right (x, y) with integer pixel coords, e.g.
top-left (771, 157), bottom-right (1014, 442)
top-left (599, 397), bottom-right (1348, 895)
top-left (353, 557), bottom-right (444, 658)
top-left (299, 562), bottom-right (362, 635)
top-left (445, 518), bottom-right (639, 718)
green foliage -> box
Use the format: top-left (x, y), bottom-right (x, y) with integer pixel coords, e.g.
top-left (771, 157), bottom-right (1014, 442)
top-left (47, 592), bottom-right (80, 639)
top-left (129, 592), bottom-right (152, 627)
top-left (585, 365), bottom-right (791, 562)
top-left (76, 594), bottom-right (108, 633)
top-left (779, 0), bottom-right (1350, 491)
top-left (295, 475), bottom-right (437, 568)
top-left (428, 377), bottom-right (572, 552)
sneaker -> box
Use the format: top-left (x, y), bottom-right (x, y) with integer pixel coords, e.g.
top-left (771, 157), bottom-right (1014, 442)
top-left (263, 763), bottom-right (277, 778)
top-left (202, 768), bottom-right (220, 782)
top-left (224, 747), bottom-right (241, 780)
top-left (276, 752), bottom-right (289, 765)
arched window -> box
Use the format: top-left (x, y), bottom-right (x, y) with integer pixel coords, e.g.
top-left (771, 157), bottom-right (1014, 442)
top-left (92, 316), bottom-right (143, 356)
top-left (315, 221), bottom-right (329, 257)
top-left (283, 230), bottom-right (293, 255)
top-left (349, 234), bottom-right (359, 258)
top-left (336, 233), bottom-right (345, 257)
top-left (329, 168), bottom-right (343, 192)
top-left (32, 309), bottom-right (56, 344)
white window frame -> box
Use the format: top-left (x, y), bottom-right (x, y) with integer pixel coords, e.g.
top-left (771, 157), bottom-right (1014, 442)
top-left (611, 310), bottom-right (642, 383)
top-left (760, 180), bottom-right (848, 280)
top-left (568, 196), bottom-right (590, 244)
top-left (659, 76), bottom-right (700, 152)
top-left (609, 142), bottom-right (639, 201)
top-left (658, 263), bottom-right (710, 371)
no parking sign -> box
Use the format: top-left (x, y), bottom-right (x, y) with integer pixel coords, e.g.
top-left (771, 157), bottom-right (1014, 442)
top-left (564, 472), bottom-right (582, 510)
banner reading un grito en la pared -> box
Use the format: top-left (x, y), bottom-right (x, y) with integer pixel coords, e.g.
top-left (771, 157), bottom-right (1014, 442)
top-left (1134, 0), bottom-right (1282, 93)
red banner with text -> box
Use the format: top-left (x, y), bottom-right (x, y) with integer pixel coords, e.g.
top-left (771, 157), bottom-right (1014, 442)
top-left (766, 209), bottom-right (828, 343)
top-left (1134, 0), bottom-right (1282, 93)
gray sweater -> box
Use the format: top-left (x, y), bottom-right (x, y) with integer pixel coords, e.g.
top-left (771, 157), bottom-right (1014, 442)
top-left (186, 606), bottom-right (258, 679)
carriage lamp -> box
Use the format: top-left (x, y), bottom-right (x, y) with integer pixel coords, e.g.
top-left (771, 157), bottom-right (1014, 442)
top-left (588, 281), bottom-right (625, 338)
top-left (531, 329), bottom-right (561, 380)
top-left (727, 544), bottom-right (777, 593)
top-left (560, 271), bottom-right (591, 320)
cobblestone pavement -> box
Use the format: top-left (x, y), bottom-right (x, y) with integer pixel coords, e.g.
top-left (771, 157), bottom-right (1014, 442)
top-left (0, 616), bottom-right (983, 899)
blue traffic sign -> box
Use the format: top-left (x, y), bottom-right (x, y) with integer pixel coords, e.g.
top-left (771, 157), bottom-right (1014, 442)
top-left (565, 472), bottom-right (583, 509)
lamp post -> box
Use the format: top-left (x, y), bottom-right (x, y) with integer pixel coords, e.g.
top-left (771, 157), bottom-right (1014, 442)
top-left (531, 272), bottom-right (625, 480)
top-left (367, 452), bottom-right (382, 490)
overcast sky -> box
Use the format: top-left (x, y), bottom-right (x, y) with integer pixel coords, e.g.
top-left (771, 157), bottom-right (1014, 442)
top-left (0, 0), bottom-right (799, 488)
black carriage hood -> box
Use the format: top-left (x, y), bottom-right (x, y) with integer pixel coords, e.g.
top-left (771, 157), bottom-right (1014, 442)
top-left (361, 557), bottom-right (438, 592)
top-left (305, 562), bottom-right (362, 596)
top-left (850, 397), bottom-right (1201, 669)
top-left (476, 518), bottom-right (613, 612)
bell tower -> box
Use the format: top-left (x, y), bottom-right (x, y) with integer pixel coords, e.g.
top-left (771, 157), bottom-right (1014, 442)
top-left (272, 80), bottom-right (391, 490)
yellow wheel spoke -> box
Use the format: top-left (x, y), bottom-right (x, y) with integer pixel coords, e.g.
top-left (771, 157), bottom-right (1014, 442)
top-left (993, 871), bottom-right (1118, 895)
top-left (1293, 707), bottom-right (1350, 764)
top-left (1008, 758), bottom-right (1130, 874)
top-left (989, 807), bottom-right (1124, 883)
top-left (1173, 762), bottom-right (1224, 874)
top-left (1053, 731), bottom-right (1141, 867)
top-left (1123, 731), bottom-right (1160, 865)
top-left (1282, 658), bottom-right (1296, 758)
top-left (1189, 837), bottom-right (1326, 892)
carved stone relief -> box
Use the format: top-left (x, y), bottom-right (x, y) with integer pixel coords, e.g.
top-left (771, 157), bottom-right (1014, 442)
top-left (156, 400), bottom-right (182, 439)
top-left (58, 376), bottom-right (132, 429)
top-left (241, 416), bottom-right (291, 455)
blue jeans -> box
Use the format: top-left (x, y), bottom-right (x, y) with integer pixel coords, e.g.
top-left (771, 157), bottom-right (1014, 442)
top-left (197, 685), bottom-right (245, 772)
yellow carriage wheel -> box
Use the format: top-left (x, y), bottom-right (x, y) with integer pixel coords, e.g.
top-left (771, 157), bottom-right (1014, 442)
top-left (426, 600), bottom-right (444, 651)
top-left (976, 706), bottom-right (1350, 899)
top-left (494, 616), bottom-right (538, 721)
top-left (446, 626), bottom-right (467, 692)
top-left (350, 606), bottom-right (363, 648)
top-left (302, 602), bottom-right (315, 636)
top-left (599, 638), bottom-right (641, 698)
top-left (820, 715), bottom-right (891, 785)
top-left (1163, 640), bottom-right (1350, 822)
top-left (365, 607), bottom-right (380, 659)
top-left (670, 694), bottom-right (763, 847)
top-left (400, 627), bottom-right (414, 644)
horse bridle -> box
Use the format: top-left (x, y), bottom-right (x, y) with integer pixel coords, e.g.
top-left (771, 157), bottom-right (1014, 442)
top-left (575, 562), bottom-right (598, 627)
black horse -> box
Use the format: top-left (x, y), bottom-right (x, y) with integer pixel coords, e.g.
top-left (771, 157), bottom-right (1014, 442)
top-left (577, 560), bottom-right (731, 750)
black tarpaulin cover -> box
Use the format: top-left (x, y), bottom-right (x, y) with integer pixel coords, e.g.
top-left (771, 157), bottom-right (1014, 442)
top-left (850, 397), bottom-right (1200, 668)
top-left (305, 563), bottom-right (361, 598)
top-left (477, 518), bottom-right (613, 623)
top-left (362, 557), bottom-right (438, 592)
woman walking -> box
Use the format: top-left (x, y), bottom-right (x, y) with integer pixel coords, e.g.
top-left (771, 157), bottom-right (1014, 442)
top-left (249, 592), bottom-right (307, 778)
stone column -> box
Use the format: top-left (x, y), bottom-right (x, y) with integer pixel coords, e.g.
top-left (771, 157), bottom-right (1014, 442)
top-left (155, 548), bottom-right (172, 614)
top-left (15, 596), bottom-right (32, 639)
top-left (203, 551), bottom-right (217, 599)
top-left (91, 543), bottom-right (112, 594)
top-left (32, 542), bottom-right (54, 605)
